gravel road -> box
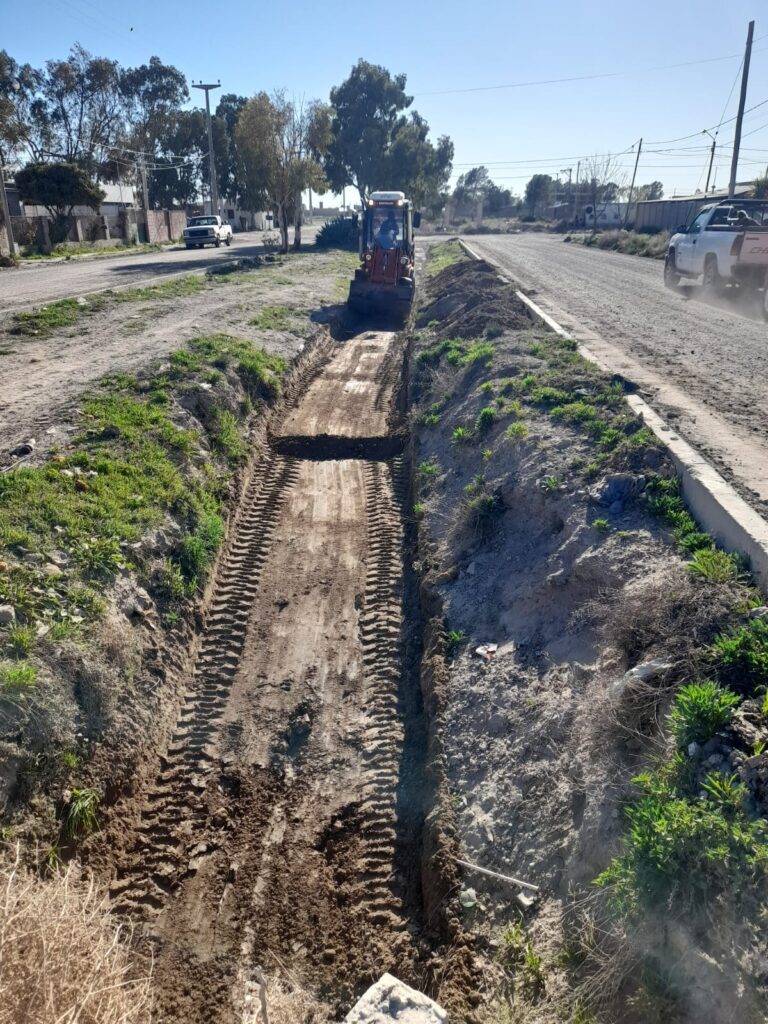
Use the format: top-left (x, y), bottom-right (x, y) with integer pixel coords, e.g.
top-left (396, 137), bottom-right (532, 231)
top-left (464, 233), bottom-right (768, 512)
top-left (0, 226), bottom-right (318, 313)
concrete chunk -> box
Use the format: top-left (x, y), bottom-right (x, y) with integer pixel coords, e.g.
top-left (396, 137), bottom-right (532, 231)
top-left (344, 973), bottom-right (448, 1023)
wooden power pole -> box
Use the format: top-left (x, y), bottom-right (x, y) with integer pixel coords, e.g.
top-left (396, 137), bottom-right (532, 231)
top-left (728, 20), bottom-right (755, 199)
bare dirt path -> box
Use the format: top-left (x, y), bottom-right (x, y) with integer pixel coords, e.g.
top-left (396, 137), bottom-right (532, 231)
top-left (0, 226), bottom-right (319, 313)
top-left (106, 329), bottom-right (435, 1022)
top-left (461, 233), bottom-right (768, 514)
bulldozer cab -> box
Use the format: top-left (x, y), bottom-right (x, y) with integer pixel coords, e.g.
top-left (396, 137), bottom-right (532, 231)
top-left (348, 190), bottom-right (420, 323)
top-left (362, 192), bottom-right (414, 254)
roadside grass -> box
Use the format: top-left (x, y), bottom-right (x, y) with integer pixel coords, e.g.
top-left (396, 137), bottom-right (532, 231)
top-left (580, 229), bottom-right (671, 260)
top-left (0, 333), bottom-right (287, 678)
top-left (9, 272), bottom-right (238, 339)
top-left (426, 239), bottom-right (466, 277)
top-left (21, 241), bottom-right (167, 261)
top-left (249, 304), bottom-right (298, 331)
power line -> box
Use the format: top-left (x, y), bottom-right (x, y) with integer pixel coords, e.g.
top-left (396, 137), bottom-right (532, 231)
top-left (414, 48), bottom-right (765, 98)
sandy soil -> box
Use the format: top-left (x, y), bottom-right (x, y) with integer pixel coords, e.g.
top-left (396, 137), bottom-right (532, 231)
top-left (0, 250), bottom-right (354, 463)
top-left (463, 233), bottom-right (768, 515)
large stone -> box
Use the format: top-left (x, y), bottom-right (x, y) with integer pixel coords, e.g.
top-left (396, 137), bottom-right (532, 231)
top-left (0, 605), bottom-right (15, 626)
top-left (344, 974), bottom-right (448, 1023)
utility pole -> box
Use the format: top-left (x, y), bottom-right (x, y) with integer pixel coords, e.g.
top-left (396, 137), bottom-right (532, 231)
top-left (0, 153), bottom-right (16, 259)
top-left (624, 138), bottom-right (642, 228)
top-left (193, 80), bottom-right (221, 216)
top-left (137, 151), bottom-right (151, 243)
top-left (728, 20), bottom-right (754, 199)
top-left (703, 129), bottom-right (717, 194)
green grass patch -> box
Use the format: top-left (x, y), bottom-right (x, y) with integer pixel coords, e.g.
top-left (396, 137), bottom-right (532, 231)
top-left (0, 333), bottom-right (285, 632)
top-left (427, 239), bottom-right (466, 276)
top-left (505, 422), bottom-right (528, 443)
top-left (249, 304), bottom-right (297, 331)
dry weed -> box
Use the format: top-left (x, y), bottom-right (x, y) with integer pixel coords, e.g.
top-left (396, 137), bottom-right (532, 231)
top-left (0, 847), bottom-right (152, 1024)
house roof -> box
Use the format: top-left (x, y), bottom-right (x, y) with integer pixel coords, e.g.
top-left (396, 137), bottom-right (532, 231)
top-left (639, 183), bottom-right (753, 204)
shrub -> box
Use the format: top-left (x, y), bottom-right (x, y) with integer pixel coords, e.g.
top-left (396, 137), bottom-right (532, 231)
top-left (451, 426), bottom-right (471, 445)
top-left (595, 768), bottom-right (768, 912)
top-left (476, 406), bottom-right (496, 435)
top-left (592, 518), bottom-right (609, 531)
top-left (668, 681), bottom-right (740, 748)
top-left (212, 409), bottom-right (248, 463)
top-left (712, 619), bottom-right (768, 691)
top-left (687, 548), bottom-right (743, 583)
top-left (467, 491), bottom-right (502, 536)
top-left (505, 422), bottom-right (528, 443)
top-left (314, 215), bottom-right (358, 250)
top-left (0, 662), bottom-right (38, 690)
top-left (178, 511), bottom-right (224, 587)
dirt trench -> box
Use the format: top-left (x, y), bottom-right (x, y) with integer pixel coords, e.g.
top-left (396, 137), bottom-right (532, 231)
top-left (104, 325), bottom-right (450, 1021)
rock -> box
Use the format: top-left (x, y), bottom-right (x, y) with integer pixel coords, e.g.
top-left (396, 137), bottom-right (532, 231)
top-left (749, 606), bottom-right (768, 621)
top-left (609, 500), bottom-right (624, 515)
top-left (688, 742), bottom-right (701, 758)
top-left (0, 605), bottom-right (16, 626)
top-left (43, 563), bottom-right (64, 577)
top-left (10, 443), bottom-right (34, 458)
top-left (344, 973), bottom-right (448, 1023)
top-left (591, 473), bottom-right (646, 508)
top-left (609, 659), bottom-right (673, 701)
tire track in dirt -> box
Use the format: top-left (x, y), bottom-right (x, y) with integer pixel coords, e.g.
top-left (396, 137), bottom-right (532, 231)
top-left (104, 327), bottom-right (448, 1021)
top-left (110, 454), bottom-right (299, 914)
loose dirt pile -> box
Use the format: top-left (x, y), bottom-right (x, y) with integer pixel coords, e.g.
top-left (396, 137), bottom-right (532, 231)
top-left (410, 244), bottom-right (768, 1023)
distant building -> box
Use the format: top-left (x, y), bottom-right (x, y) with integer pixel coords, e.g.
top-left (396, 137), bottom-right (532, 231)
top-left (634, 184), bottom-right (753, 232)
top-left (19, 181), bottom-right (136, 218)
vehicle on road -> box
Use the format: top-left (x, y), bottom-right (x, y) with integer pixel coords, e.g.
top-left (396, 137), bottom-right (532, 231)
top-left (183, 215), bottom-right (233, 249)
top-left (348, 191), bottom-right (421, 322)
top-left (664, 199), bottom-right (768, 316)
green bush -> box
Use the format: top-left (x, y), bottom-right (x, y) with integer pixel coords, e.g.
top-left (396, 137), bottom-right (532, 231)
top-left (595, 767), bottom-right (768, 912)
top-left (712, 619), bottom-right (768, 691)
top-left (668, 681), bottom-right (740, 749)
top-left (476, 406), bottom-right (496, 435)
top-left (314, 216), bottom-right (359, 250)
top-left (687, 548), bottom-right (743, 583)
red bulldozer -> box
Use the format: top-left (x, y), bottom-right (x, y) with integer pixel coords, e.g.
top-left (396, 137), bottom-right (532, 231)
top-left (347, 191), bottom-right (421, 322)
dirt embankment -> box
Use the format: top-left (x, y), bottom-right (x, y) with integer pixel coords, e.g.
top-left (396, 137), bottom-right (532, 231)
top-left (410, 244), bottom-right (768, 1023)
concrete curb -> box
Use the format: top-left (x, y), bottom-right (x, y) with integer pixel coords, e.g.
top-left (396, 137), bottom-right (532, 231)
top-left (458, 238), bottom-right (768, 591)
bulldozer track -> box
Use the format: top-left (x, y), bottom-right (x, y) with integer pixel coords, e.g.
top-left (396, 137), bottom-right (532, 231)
top-left (110, 454), bottom-right (299, 913)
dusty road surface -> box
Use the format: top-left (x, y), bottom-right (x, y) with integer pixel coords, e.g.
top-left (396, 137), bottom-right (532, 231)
top-left (0, 226), bottom-right (319, 313)
top-left (462, 233), bottom-right (768, 513)
top-left (106, 329), bottom-right (447, 1021)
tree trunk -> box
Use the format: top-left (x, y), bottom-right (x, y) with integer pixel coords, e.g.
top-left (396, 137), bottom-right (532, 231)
top-left (293, 189), bottom-right (302, 251)
top-left (277, 203), bottom-right (289, 253)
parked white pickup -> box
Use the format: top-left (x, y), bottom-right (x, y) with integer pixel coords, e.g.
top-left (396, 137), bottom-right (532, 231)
top-left (183, 215), bottom-right (233, 249)
top-left (664, 199), bottom-right (768, 317)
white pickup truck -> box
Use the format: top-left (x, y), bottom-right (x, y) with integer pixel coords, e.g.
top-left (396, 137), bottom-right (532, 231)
top-left (664, 199), bottom-right (768, 315)
top-left (183, 215), bottom-right (233, 249)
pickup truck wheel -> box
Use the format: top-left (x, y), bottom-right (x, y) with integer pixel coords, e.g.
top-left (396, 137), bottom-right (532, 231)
top-left (664, 253), bottom-right (681, 289)
top-left (215, 237), bottom-right (221, 247)
top-left (225, 234), bottom-right (232, 246)
top-left (702, 256), bottom-right (721, 295)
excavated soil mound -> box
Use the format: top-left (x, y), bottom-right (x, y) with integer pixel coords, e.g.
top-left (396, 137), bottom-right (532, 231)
top-left (416, 259), bottom-right (532, 339)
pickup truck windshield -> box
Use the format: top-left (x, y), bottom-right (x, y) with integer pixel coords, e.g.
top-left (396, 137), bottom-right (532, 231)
top-left (188, 217), bottom-right (218, 226)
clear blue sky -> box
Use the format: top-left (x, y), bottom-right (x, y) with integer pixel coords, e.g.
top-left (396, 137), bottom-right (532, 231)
top-left (5, 0), bottom-right (768, 198)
